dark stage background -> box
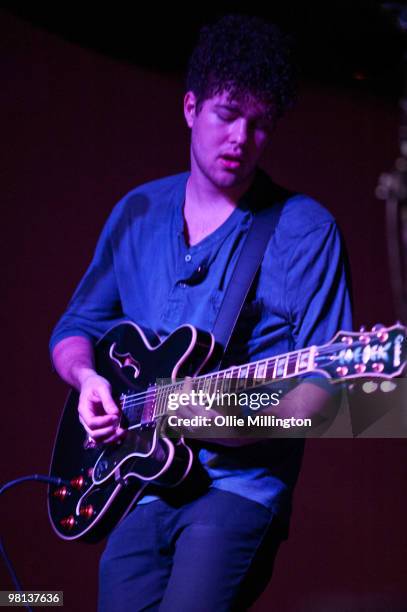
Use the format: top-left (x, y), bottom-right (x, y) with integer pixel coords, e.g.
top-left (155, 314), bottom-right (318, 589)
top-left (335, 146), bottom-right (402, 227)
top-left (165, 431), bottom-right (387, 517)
top-left (2, 5), bottom-right (407, 611)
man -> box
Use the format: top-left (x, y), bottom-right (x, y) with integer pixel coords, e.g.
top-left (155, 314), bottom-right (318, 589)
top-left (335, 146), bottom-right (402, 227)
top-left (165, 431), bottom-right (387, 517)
top-left (50, 14), bottom-right (352, 611)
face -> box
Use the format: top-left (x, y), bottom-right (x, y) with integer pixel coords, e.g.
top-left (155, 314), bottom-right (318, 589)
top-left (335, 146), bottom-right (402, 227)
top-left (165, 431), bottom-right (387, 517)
top-left (184, 89), bottom-right (275, 193)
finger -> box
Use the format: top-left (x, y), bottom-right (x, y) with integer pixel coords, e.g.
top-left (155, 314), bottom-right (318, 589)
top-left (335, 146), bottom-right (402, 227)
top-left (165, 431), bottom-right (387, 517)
top-left (175, 403), bottom-right (196, 420)
top-left (98, 385), bottom-right (121, 417)
top-left (102, 428), bottom-right (127, 445)
top-left (78, 392), bottom-right (109, 422)
top-left (179, 398), bottom-right (209, 418)
top-left (182, 376), bottom-right (193, 395)
top-left (78, 413), bottom-right (119, 429)
top-left (79, 416), bottom-right (119, 440)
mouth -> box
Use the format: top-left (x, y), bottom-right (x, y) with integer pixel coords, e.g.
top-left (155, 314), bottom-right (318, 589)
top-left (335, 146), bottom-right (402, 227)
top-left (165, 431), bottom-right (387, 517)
top-left (219, 155), bottom-right (244, 169)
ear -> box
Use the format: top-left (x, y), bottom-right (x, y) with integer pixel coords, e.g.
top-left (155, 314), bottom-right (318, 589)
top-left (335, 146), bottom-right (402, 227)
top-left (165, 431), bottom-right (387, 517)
top-left (184, 91), bottom-right (197, 129)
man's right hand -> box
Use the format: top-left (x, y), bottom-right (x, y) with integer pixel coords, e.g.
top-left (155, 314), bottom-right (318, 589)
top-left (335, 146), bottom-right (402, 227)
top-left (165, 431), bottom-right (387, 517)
top-left (52, 337), bottom-right (126, 445)
top-left (78, 372), bottom-right (126, 445)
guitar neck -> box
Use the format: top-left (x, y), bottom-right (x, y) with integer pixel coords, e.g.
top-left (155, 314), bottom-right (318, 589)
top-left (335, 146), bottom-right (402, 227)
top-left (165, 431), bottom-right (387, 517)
top-left (151, 345), bottom-right (318, 420)
top-left (120, 323), bottom-right (406, 425)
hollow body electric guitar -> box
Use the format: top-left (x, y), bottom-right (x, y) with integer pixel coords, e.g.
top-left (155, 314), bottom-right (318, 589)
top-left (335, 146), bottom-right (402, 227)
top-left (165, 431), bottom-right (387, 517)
top-left (48, 321), bottom-right (406, 542)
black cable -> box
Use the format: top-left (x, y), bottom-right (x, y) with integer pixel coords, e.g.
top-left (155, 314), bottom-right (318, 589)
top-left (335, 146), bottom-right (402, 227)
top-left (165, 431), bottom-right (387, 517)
top-left (1, 474), bottom-right (70, 612)
top-left (0, 474), bottom-right (70, 497)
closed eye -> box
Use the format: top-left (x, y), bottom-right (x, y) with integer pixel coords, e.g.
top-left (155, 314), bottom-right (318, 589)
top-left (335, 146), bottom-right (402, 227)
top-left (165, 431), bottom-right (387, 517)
top-left (217, 111), bottom-right (237, 121)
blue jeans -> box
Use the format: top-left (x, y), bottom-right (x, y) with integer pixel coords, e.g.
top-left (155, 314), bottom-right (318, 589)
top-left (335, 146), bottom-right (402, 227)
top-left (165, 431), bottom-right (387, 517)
top-left (98, 488), bottom-right (284, 611)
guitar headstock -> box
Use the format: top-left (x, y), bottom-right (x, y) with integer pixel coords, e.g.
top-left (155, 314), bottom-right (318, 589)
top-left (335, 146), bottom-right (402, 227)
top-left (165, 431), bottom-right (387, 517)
top-left (314, 323), bottom-right (407, 381)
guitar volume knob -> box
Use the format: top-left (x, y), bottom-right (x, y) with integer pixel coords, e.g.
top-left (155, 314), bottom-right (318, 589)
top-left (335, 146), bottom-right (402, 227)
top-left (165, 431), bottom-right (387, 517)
top-left (53, 486), bottom-right (70, 500)
top-left (60, 515), bottom-right (76, 530)
top-left (70, 476), bottom-right (85, 490)
top-left (79, 505), bottom-right (95, 519)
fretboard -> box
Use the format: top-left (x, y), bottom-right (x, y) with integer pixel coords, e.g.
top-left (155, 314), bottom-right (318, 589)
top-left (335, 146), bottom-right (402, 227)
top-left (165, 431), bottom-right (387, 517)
top-left (121, 345), bottom-right (318, 425)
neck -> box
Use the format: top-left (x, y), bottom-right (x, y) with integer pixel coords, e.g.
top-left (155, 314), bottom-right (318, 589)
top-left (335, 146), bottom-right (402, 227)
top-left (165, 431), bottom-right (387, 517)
top-left (186, 165), bottom-right (256, 214)
top-left (184, 181), bottom-right (235, 222)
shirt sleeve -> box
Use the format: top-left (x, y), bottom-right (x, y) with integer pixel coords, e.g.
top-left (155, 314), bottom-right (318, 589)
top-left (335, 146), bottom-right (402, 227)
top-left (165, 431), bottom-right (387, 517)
top-left (49, 210), bottom-right (123, 355)
top-left (286, 220), bottom-right (353, 390)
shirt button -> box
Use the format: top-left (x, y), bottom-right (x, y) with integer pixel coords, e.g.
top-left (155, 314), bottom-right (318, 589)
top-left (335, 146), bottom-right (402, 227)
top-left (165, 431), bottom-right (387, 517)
top-left (185, 254), bottom-right (192, 262)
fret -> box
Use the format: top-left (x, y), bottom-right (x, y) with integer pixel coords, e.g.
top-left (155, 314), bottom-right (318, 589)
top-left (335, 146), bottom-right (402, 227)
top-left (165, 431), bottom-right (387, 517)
top-left (165, 383), bottom-right (178, 415)
top-left (211, 372), bottom-right (220, 395)
top-left (152, 386), bottom-right (159, 418)
top-left (246, 364), bottom-right (256, 390)
top-left (218, 372), bottom-right (226, 394)
top-left (255, 360), bottom-right (268, 382)
top-left (228, 367), bottom-right (239, 393)
top-left (156, 385), bottom-right (165, 418)
top-left (215, 371), bottom-right (225, 395)
top-left (271, 357), bottom-right (278, 379)
top-left (275, 356), bottom-right (287, 378)
top-left (307, 346), bottom-right (317, 371)
top-left (194, 376), bottom-right (204, 398)
top-left (298, 349), bottom-right (312, 372)
top-left (224, 368), bottom-right (233, 393)
top-left (161, 386), bottom-right (170, 417)
top-left (155, 389), bottom-right (161, 418)
top-left (240, 365), bottom-right (249, 378)
top-left (248, 363), bottom-right (257, 378)
top-left (203, 375), bottom-right (212, 396)
top-left (286, 354), bottom-right (298, 377)
top-left (222, 371), bottom-right (230, 394)
top-left (209, 374), bottom-right (218, 395)
top-left (294, 350), bottom-right (301, 375)
top-left (236, 365), bottom-right (249, 390)
top-left (297, 346), bottom-right (317, 373)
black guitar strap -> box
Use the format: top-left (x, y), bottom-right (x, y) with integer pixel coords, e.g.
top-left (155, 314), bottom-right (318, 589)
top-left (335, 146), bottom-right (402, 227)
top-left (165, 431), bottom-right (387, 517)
top-left (211, 179), bottom-right (285, 364)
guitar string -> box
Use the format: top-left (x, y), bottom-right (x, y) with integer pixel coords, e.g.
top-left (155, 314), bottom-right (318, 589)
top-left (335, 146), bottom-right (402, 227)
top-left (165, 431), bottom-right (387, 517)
top-left (119, 340), bottom-right (383, 412)
top-left (120, 339), bottom-right (388, 410)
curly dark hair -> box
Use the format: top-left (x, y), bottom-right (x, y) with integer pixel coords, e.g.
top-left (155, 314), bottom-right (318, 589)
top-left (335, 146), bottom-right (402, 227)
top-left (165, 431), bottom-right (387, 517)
top-left (186, 14), bottom-right (297, 120)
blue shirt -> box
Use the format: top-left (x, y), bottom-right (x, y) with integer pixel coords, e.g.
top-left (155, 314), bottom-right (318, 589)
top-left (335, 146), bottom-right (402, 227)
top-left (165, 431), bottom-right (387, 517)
top-left (50, 167), bottom-right (352, 528)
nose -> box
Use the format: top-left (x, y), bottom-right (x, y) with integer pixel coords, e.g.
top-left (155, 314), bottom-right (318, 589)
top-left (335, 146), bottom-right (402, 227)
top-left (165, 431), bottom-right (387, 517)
top-left (230, 118), bottom-right (248, 146)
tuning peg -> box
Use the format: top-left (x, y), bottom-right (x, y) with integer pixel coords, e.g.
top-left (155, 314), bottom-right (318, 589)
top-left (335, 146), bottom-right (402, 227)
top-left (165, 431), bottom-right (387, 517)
top-left (371, 323), bottom-right (385, 332)
top-left (377, 330), bottom-right (389, 343)
top-left (362, 381), bottom-right (378, 394)
top-left (358, 335), bottom-right (370, 345)
top-left (336, 366), bottom-right (348, 377)
top-left (380, 381), bottom-right (397, 392)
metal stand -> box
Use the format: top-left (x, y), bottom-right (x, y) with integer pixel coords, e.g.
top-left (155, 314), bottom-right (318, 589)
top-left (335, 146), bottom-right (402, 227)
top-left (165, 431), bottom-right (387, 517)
top-left (377, 3), bottom-right (407, 322)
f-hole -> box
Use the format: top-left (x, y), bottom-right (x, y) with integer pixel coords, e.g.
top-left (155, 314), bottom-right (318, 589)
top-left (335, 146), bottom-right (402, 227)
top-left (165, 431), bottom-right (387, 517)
top-left (109, 343), bottom-right (141, 379)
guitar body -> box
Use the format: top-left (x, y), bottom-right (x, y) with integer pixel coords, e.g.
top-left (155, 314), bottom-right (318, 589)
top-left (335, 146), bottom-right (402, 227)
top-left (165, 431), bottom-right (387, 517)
top-left (48, 322), bottom-right (215, 542)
